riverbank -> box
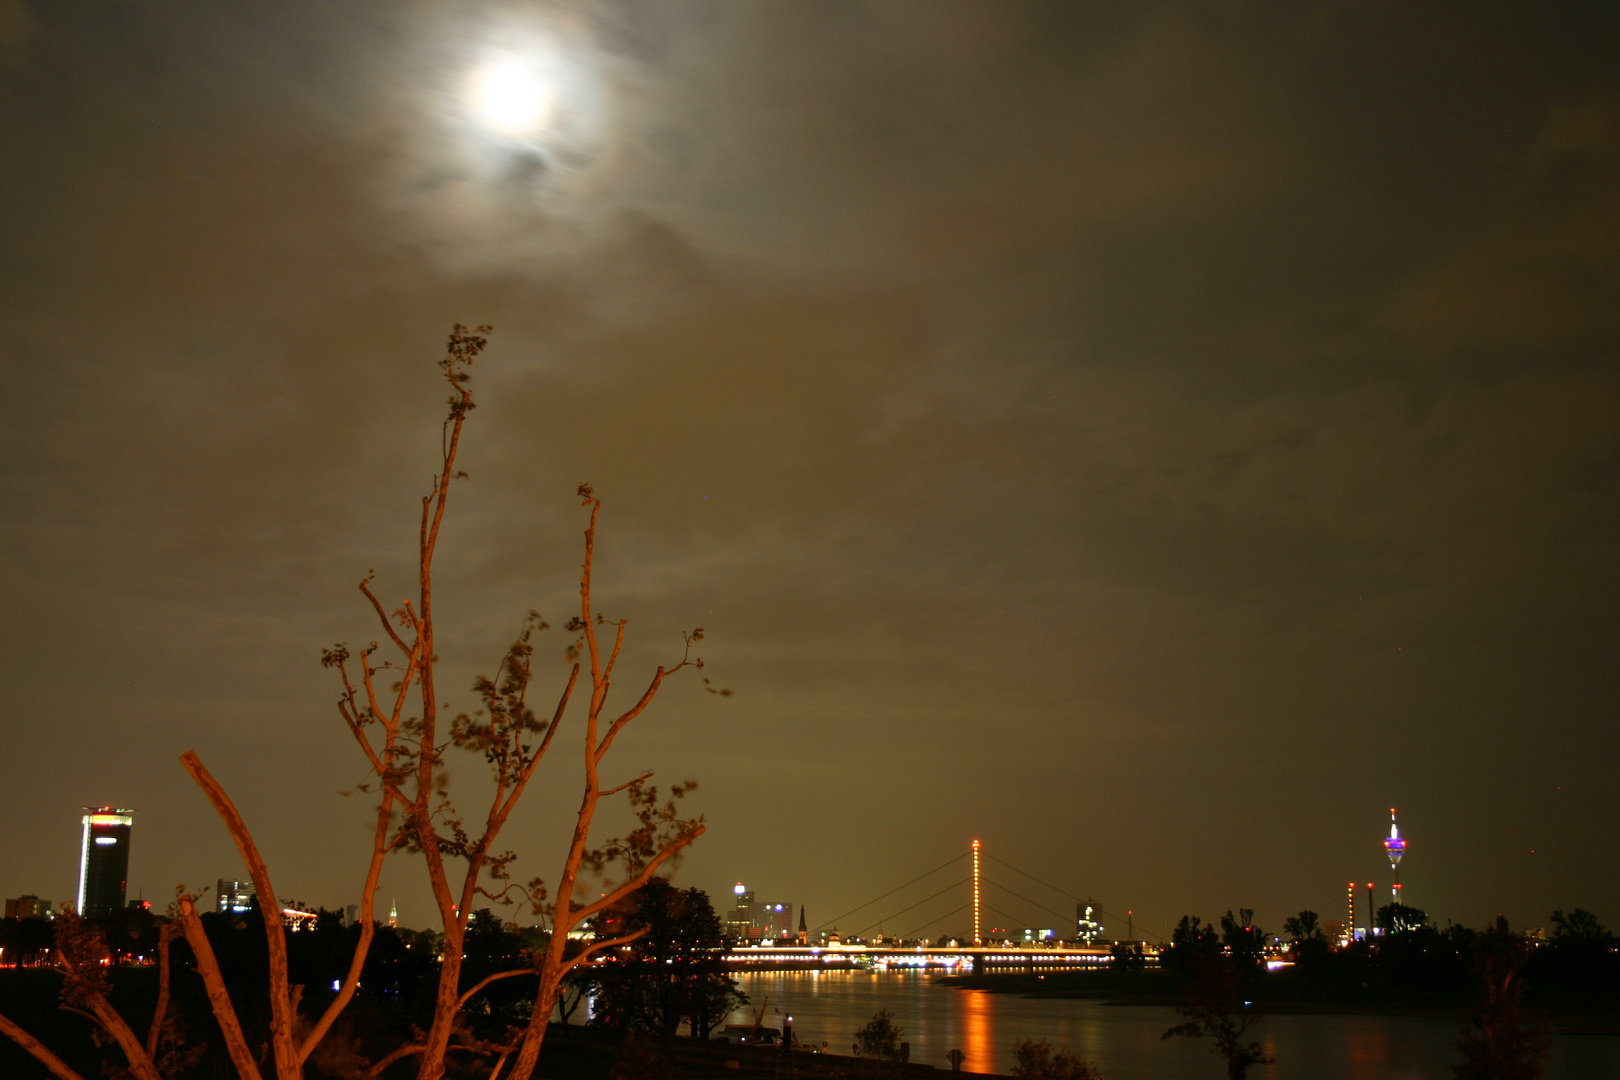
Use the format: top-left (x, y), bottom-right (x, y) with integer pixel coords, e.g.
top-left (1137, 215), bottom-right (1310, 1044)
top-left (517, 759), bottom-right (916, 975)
top-left (731, 970), bottom-right (1620, 1080)
top-left (936, 969), bottom-right (1620, 1034)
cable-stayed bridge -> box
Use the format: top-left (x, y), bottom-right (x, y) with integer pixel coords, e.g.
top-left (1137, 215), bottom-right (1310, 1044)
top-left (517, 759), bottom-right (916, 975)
top-left (723, 840), bottom-right (1159, 970)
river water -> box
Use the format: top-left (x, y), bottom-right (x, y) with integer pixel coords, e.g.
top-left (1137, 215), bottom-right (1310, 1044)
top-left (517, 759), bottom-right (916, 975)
top-left (726, 971), bottom-right (1619, 1080)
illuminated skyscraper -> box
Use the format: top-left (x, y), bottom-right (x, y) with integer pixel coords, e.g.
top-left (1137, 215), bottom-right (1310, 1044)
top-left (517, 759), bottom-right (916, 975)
top-left (1383, 808), bottom-right (1406, 906)
top-left (724, 883), bottom-right (755, 940)
top-left (757, 900), bottom-right (795, 939)
top-left (77, 807), bottom-right (134, 917)
top-left (217, 879), bottom-right (256, 915)
top-left (1076, 901), bottom-right (1104, 944)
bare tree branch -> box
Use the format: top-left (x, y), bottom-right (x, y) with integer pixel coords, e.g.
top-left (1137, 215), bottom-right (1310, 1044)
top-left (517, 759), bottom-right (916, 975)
top-left (456, 968), bottom-right (539, 1011)
top-left (176, 896), bottom-right (265, 1080)
top-left (178, 753), bottom-right (299, 1080)
top-left (0, 1012), bottom-right (88, 1080)
top-left (144, 922), bottom-right (172, 1060)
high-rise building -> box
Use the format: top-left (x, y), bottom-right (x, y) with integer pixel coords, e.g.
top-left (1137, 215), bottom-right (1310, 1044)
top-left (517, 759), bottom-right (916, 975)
top-left (723, 884), bottom-right (797, 941)
top-left (5, 895), bottom-right (52, 919)
top-left (77, 807), bottom-right (134, 917)
top-left (757, 900), bottom-right (794, 939)
top-left (217, 879), bottom-right (256, 915)
top-left (1076, 901), bottom-right (1104, 944)
top-left (725, 884), bottom-right (755, 940)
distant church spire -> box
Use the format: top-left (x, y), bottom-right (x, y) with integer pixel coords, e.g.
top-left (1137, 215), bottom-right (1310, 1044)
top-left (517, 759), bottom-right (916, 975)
top-left (797, 904), bottom-right (808, 945)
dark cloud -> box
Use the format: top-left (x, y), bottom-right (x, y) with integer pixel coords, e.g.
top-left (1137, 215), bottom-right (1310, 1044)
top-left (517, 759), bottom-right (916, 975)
top-left (1, 1), bottom-right (1615, 940)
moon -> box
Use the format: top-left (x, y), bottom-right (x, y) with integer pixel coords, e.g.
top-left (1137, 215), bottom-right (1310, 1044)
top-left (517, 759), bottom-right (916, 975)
top-left (470, 57), bottom-right (555, 137)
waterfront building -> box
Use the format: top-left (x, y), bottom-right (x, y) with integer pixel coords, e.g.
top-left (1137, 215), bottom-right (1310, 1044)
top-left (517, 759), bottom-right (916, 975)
top-left (77, 807), bottom-right (134, 917)
top-left (724, 883), bottom-right (797, 941)
top-left (1076, 901), bottom-right (1104, 944)
top-left (758, 900), bottom-right (794, 939)
top-left (725, 883), bottom-right (755, 939)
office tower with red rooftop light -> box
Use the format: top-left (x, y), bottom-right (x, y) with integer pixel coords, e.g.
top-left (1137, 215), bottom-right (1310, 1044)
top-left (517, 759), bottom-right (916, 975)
top-left (77, 807), bottom-right (134, 917)
top-left (1384, 808), bottom-right (1407, 906)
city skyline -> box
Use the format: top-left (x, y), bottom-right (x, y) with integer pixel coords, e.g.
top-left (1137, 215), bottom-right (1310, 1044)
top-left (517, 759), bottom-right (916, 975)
top-left (1, 3), bottom-right (1615, 940)
top-left (6, 803), bottom-right (1468, 945)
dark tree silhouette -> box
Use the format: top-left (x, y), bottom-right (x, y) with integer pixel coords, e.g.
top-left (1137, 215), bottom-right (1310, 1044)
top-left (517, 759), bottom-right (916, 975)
top-left (589, 883), bottom-right (745, 1043)
top-left (1452, 919), bottom-right (1551, 1080)
top-left (1010, 1037), bottom-right (1103, 1080)
top-left (1162, 915), bottom-right (1222, 977)
top-left (1219, 909), bottom-right (1266, 968)
top-left (1162, 952), bottom-right (1274, 1080)
top-left (1281, 910), bottom-right (1323, 945)
top-left (853, 1009), bottom-right (906, 1074)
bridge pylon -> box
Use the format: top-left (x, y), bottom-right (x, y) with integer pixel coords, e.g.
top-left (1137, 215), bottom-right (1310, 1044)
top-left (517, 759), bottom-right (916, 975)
top-left (971, 838), bottom-right (982, 945)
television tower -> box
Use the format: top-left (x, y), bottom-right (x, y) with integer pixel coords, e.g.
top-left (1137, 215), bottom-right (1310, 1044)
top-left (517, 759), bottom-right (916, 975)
top-left (1383, 808), bottom-right (1406, 906)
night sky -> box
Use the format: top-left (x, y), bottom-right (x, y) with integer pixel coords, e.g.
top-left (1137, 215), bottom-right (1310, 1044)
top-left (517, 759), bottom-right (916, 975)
top-left (1, 2), bottom-right (1616, 943)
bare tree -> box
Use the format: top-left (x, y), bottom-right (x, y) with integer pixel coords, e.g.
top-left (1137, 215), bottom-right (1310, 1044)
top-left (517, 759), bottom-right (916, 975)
top-left (494, 482), bottom-right (716, 1080)
top-left (0, 325), bottom-right (718, 1080)
top-left (319, 325), bottom-right (714, 1080)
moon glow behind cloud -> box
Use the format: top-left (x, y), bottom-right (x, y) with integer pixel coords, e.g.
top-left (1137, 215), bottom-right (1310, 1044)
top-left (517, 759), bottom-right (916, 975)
top-left (470, 56), bottom-right (555, 136)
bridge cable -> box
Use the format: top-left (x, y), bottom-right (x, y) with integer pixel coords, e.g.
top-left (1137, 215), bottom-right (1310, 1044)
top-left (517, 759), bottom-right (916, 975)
top-left (811, 851), bottom-right (966, 933)
top-left (853, 877), bottom-right (969, 936)
top-left (981, 902), bottom-right (1026, 928)
top-left (984, 854), bottom-right (1087, 903)
top-left (981, 878), bottom-right (1073, 925)
top-left (985, 853), bottom-right (1167, 942)
top-left (897, 903), bottom-right (969, 940)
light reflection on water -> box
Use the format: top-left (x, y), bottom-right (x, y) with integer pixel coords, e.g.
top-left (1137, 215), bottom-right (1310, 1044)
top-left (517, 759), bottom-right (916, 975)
top-left (727, 971), bottom-right (1619, 1080)
top-left (960, 985), bottom-right (990, 1070)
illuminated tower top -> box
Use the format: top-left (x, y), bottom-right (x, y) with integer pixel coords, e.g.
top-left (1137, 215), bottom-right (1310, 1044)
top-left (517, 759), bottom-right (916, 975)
top-left (1383, 808), bottom-right (1405, 869)
top-left (1383, 808), bottom-right (1407, 906)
